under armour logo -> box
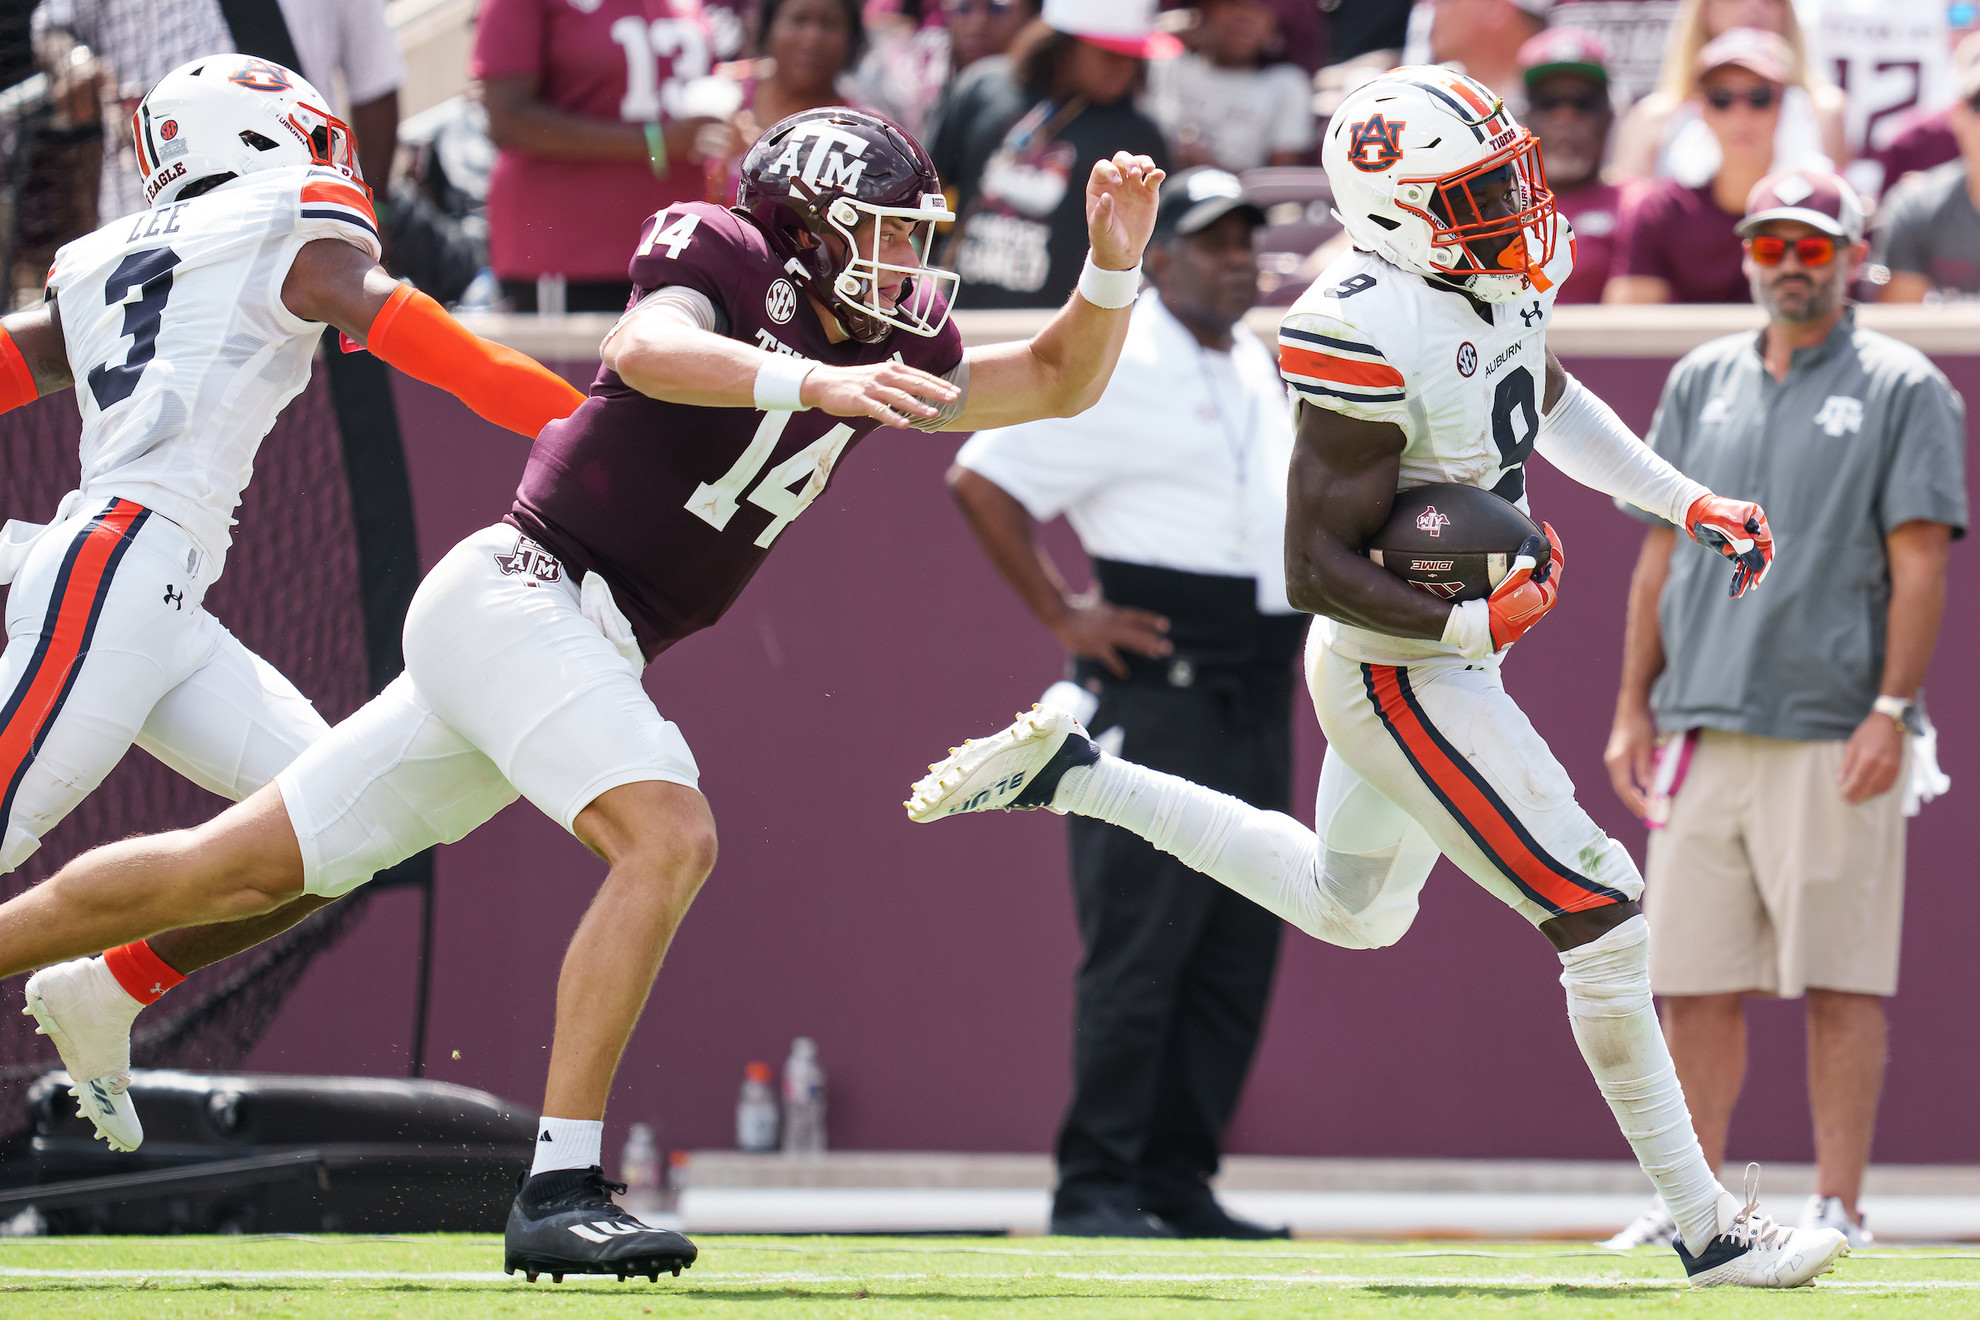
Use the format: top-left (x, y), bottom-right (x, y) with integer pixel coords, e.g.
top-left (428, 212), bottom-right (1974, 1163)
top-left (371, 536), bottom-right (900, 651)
top-left (1518, 301), bottom-right (1542, 327)
top-left (163, 585), bottom-right (183, 609)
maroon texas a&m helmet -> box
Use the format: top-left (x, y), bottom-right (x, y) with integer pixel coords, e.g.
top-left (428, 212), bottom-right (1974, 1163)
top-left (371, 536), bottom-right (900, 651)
top-left (736, 108), bottom-right (959, 344)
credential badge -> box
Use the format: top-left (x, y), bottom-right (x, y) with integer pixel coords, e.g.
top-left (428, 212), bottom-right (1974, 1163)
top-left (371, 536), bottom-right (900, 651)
top-left (766, 278), bottom-right (798, 325)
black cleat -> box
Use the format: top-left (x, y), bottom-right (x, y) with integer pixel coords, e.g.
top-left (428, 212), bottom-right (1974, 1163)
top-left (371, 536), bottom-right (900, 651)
top-left (503, 1165), bottom-right (696, 1283)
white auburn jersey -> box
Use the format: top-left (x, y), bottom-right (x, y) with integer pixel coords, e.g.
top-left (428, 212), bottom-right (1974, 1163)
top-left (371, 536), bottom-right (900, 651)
top-left (44, 165), bottom-right (380, 569)
top-left (1277, 215), bottom-right (1575, 665)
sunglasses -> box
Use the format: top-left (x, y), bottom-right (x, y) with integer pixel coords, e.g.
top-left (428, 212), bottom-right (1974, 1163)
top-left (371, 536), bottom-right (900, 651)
top-left (1746, 234), bottom-right (1838, 266)
top-left (1704, 85), bottom-right (1779, 112)
top-left (1529, 91), bottom-right (1608, 115)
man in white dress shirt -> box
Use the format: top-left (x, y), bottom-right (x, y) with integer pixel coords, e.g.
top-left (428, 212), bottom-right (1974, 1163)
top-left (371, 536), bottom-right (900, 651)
top-left (948, 168), bottom-right (1301, 1239)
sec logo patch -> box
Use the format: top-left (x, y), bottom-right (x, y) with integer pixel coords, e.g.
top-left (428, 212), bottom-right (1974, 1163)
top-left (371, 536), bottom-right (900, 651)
top-left (1456, 342), bottom-right (1477, 377)
top-left (766, 279), bottom-right (798, 325)
top-left (160, 119), bottom-right (179, 141)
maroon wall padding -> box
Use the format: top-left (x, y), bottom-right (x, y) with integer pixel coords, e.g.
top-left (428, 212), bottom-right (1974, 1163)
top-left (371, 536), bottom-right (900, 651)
top-left (244, 353), bottom-right (1979, 1167)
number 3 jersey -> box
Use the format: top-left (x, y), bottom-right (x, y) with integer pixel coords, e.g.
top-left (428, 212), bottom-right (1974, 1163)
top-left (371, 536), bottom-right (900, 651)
top-left (506, 202), bottom-right (964, 663)
top-left (42, 166), bottom-right (381, 569)
top-left (1276, 219), bottom-right (1574, 665)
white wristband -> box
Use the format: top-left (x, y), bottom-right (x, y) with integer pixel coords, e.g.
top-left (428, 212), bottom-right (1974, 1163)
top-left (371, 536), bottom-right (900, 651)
top-left (753, 354), bottom-right (815, 411)
top-left (1442, 599), bottom-right (1494, 661)
top-left (1077, 254), bottom-right (1142, 309)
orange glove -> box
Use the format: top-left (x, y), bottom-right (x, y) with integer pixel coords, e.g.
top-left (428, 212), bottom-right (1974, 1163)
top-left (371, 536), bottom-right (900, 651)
top-left (363, 284), bottom-right (586, 439)
top-left (1685, 494), bottom-right (1773, 598)
top-left (1486, 522), bottom-right (1565, 652)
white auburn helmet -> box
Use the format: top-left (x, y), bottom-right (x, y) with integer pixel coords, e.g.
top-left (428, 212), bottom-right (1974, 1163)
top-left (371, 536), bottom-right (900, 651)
top-left (1322, 67), bottom-right (1557, 303)
top-left (131, 54), bottom-right (363, 209)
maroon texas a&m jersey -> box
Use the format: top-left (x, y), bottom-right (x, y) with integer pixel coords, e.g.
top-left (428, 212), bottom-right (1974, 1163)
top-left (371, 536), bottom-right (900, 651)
top-left (506, 203), bottom-right (964, 660)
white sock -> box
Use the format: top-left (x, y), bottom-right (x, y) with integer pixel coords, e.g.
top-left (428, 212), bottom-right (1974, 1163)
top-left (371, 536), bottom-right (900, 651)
top-left (531, 1116), bottom-right (604, 1176)
top-left (1557, 916), bottom-right (1729, 1252)
top-left (1053, 756), bottom-right (1400, 948)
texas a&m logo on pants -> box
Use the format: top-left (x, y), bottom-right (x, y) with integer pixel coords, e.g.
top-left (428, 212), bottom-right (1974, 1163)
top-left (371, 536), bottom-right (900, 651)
top-left (495, 540), bottom-right (563, 584)
top-left (1346, 115), bottom-right (1405, 172)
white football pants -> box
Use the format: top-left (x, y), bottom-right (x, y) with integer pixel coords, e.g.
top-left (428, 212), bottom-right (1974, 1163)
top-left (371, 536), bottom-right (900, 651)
top-left (0, 499), bottom-right (329, 873)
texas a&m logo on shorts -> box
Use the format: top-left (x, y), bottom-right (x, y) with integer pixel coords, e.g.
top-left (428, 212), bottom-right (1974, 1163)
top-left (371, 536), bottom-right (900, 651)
top-left (1346, 115), bottom-right (1405, 172)
top-left (495, 539), bottom-right (563, 584)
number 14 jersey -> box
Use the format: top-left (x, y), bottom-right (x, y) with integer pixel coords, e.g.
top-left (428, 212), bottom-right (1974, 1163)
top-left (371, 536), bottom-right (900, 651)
top-left (1276, 219), bottom-right (1575, 664)
top-left (44, 166), bottom-right (381, 568)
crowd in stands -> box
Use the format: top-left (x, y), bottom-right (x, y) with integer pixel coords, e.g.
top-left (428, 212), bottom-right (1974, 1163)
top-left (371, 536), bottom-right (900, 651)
top-left (9, 0), bottom-right (1980, 310)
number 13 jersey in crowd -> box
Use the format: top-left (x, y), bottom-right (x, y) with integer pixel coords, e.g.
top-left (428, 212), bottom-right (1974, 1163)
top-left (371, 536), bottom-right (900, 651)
top-left (1274, 216), bottom-right (1575, 665)
top-left (42, 165), bottom-right (381, 569)
top-left (507, 202), bottom-right (964, 663)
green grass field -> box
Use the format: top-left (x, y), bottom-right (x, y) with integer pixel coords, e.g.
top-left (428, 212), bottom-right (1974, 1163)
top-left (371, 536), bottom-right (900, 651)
top-left (2, 1236), bottom-right (1979, 1317)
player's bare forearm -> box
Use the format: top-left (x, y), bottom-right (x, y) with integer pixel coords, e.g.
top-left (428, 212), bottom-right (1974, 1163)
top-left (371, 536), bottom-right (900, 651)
top-left (147, 895), bottom-right (338, 975)
top-left (1879, 519), bottom-right (1952, 699)
top-left (1617, 525), bottom-right (1674, 713)
top-left (603, 314), bottom-right (771, 407)
top-left (947, 466), bottom-right (1075, 628)
top-left (1, 300), bottom-right (74, 396)
top-left (945, 295), bottom-right (1133, 430)
top-left (1283, 406), bottom-right (1451, 638)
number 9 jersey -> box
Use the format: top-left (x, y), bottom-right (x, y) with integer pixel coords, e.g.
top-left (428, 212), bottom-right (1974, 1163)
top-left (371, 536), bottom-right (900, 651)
top-left (43, 164), bottom-right (381, 571)
top-left (1275, 214), bottom-right (1575, 664)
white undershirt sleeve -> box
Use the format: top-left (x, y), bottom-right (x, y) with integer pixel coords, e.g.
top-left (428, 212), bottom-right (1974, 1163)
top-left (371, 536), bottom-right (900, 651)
top-left (1535, 374), bottom-right (1710, 527)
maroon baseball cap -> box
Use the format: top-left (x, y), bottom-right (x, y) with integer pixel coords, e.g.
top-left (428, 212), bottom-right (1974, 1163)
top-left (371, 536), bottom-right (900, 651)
top-left (1520, 27), bottom-right (1610, 88)
top-left (1736, 168), bottom-right (1867, 243)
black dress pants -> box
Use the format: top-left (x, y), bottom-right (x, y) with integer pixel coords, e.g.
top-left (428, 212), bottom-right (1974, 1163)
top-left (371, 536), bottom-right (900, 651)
top-left (1053, 671), bottom-right (1290, 1218)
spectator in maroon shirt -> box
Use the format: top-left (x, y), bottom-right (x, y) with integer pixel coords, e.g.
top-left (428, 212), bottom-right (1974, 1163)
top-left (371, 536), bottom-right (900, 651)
top-left (1520, 27), bottom-right (1621, 304)
top-left (1867, 32), bottom-right (1980, 196)
top-left (1607, 28), bottom-right (1789, 304)
top-left (473, 0), bottom-right (727, 313)
top-left (708, 0), bottom-right (868, 201)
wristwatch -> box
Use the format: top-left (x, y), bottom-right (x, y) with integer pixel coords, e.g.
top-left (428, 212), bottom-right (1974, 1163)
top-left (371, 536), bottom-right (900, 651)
top-left (1872, 694), bottom-right (1917, 735)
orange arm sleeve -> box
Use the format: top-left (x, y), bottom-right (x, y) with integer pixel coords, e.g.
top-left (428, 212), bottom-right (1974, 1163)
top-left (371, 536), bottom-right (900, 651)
top-left (363, 284), bottom-right (587, 439)
top-left (0, 328), bottom-right (38, 415)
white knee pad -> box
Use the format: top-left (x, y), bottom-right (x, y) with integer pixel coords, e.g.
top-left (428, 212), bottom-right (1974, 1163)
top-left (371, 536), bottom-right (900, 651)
top-left (1557, 912), bottom-right (1654, 1017)
top-left (1314, 844), bottom-right (1418, 949)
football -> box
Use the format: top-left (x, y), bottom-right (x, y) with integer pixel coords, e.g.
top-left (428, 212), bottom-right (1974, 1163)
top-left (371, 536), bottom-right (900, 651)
top-left (1366, 483), bottom-right (1544, 603)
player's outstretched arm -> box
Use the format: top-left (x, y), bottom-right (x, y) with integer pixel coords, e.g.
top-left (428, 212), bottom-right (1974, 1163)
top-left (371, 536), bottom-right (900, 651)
top-left (601, 301), bottom-right (959, 427)
top-left (0, 298), bottom-right (73, 413)
top-left (1537, 347), bottom-right (1773, 597)
top-left (937, 152), bottom-right (1165, 432)
top-left (282, 239), bottom-right (586, 439)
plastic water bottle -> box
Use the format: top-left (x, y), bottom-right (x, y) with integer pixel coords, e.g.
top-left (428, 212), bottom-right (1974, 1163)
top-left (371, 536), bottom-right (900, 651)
top-left (736, 1061), bottom-right (779, 1153)
top-left (781, 1037), bottom-right (827, 1157)
top-left (618, 1122), bottom-right (664, 1220)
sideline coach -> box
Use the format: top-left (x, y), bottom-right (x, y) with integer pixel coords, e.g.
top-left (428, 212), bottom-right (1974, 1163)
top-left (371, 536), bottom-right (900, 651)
top-left (1606, 167), bottom-right (1965, 1249)
top-left (949, 168), bottom-right (1303, 1240)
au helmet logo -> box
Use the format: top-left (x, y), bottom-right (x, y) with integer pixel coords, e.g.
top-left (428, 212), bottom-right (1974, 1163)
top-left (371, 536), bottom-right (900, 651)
top-left (1416, 506), bottom-right (1450, 537)
top-left (1346, 115), bottom-right (1405, 173)
top-left (766, 279), bottom-right (798, 324)
top-left (229, 59), bottom-right (294, 93)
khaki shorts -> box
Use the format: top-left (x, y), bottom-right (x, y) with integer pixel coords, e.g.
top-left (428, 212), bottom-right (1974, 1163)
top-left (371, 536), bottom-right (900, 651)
top-left (1645, 728), bottom-right (1906, 998)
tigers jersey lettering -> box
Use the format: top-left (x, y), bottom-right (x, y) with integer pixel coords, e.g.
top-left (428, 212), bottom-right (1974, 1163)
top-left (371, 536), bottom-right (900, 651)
top-left (44, 165), bottom-right (380, 569)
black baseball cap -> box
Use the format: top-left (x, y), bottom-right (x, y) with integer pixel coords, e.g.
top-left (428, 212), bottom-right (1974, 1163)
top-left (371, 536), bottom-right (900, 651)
top-left (1154, 167), bottom-right (1266, 242)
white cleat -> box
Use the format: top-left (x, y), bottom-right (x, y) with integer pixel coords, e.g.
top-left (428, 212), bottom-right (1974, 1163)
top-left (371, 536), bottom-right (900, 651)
top-left (1799, 1194), bottom-right (1874, 1248)
top-left (904, 705), bottom-right (1099, 823)
top-left (1601, 1196), bottom-right (1677, 1249)
top-left (23, 957), bottom-right (145, 1152)
top-left (1677, 1164), bottom-right (1849, 1287)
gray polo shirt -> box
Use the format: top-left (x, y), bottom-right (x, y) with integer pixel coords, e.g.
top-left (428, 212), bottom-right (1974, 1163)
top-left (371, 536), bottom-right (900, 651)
top-left (1626, 311), bottom-right (1967, 742)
